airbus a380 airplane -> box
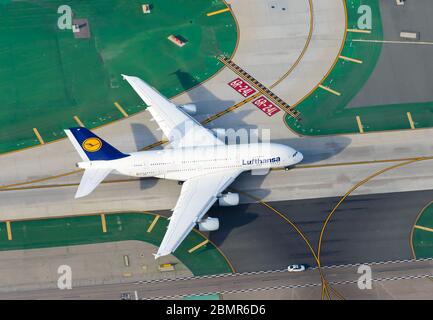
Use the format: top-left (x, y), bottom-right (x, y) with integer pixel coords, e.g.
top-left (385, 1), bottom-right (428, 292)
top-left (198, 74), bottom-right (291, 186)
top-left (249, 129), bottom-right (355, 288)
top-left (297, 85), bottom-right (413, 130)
top-left (65, 75), bottom-right (303, 258)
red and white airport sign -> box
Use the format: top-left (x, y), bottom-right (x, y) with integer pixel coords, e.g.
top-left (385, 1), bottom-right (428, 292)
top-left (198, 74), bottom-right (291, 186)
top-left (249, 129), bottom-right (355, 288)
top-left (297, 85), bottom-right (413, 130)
top-left (228, 78), bottom-right (257, 97)
top-left (252, 96), bottom-right (281, 117)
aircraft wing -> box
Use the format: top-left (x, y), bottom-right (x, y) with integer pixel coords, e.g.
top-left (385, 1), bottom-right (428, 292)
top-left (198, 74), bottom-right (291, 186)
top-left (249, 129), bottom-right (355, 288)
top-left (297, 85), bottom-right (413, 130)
top-left (155, 169), bottom-right (243, 258)
top-left (122, 75), bottom-right (224, 148)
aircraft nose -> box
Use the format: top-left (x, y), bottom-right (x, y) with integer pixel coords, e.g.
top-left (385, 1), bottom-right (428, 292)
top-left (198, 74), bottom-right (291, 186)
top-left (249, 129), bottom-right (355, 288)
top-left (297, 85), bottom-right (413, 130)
top-left (297, 151), bottom-right (304, 163)
top-left (294, 151), bottom-right (303, 164)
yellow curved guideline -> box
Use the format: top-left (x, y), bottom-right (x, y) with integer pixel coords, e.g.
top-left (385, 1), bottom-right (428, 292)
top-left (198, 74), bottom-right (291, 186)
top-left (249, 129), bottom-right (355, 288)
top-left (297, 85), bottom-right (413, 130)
top-left (409, 200), bottom-right (433, 259)
top-left (194, 229), bottom-right (237, 274)
top-left (317, 157), bottom-right (432, 263)
top-left (234, 189), bottom-right (343, 300)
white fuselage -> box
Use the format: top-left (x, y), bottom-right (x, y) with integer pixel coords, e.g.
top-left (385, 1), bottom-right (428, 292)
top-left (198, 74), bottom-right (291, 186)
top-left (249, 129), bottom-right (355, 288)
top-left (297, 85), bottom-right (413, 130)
top-left (78, 143), bottom-right (303, 181)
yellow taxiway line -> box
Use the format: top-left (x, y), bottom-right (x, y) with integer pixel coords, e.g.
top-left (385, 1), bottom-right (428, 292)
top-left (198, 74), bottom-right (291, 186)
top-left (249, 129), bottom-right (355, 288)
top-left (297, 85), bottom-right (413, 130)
top-left (74, 116), bottom-right (85, 127)
top-left (188, 239), bottom-right (209, 253)
top-left (318, 84), bottom-right (341, 96)
top-left (410, 201), bottom-right (433, 259)
top-left (147, 214), bottom-right (160, 233)
top-left (2, 157), bottom-right (432, 193)
top-left (193, 229), bottom-right (236, 273)
top-left (33, 128), bottom-right (45, 145)
top-left (6, 221), bottom-right (12, 241)
top-left (235, 189), bottom-right (337, 300)
top-left (347, 28), bottom-right (371, 34)
top-left (339, 55), bottom-right (363, 64)
top-left (114, 102), bottom-right (129, 118)
top-left (407, 112), bottom-right (415, 130)
top-left (317, 158), bottom-right (429, 264)
top-left (100, 214), bottom-right (107, 233)
top-left (207, 7), bottom-right (230, 16)
top-left (414, 225), bottom-right (433, 233)
top-left (317, 157), bottom-right (433, 291)
top-left (0, 169), bottom-right (82, 191)
top-left (142, 140), bottom-right (168, 151)
top-left (356, 116), bottom-right (364, 134)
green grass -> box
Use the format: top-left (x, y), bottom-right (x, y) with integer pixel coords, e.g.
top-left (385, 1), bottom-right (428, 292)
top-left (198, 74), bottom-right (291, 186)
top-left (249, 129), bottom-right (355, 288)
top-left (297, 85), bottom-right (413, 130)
top-left (183, 293), bottom-right (221, 300)
top-left (286, 0), bottom-right (433, 135)
top-left (412, 203), bottom-right (433, 259)
top-left (0, 212), bottom-right (233, 276)
top-left (286, 0), bottom-right (383, 135)
top-left (0, 0), bottom-right (237, 153)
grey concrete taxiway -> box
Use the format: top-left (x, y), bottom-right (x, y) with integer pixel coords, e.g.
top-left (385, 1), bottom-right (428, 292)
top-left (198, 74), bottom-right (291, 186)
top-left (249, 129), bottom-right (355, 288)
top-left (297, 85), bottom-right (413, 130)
top-left (0, 258), bottom-right (431, 300)
top-left (0, 241), bottom-right (191, 293)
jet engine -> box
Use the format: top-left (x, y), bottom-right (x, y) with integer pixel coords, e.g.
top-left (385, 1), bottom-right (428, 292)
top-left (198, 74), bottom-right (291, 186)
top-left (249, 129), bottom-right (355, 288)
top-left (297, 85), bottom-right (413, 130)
top-left (178, 104), bottom-right (197, 115)
top-left (218, 192), bottom-right (240, 207)
top-left (198, 217), bottom-right (220, 232)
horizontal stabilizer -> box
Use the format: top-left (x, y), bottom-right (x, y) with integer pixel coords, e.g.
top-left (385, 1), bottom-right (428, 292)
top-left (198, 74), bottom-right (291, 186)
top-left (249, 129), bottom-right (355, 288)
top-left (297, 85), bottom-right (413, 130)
top-left (75, 168), bottom-right (112, 198)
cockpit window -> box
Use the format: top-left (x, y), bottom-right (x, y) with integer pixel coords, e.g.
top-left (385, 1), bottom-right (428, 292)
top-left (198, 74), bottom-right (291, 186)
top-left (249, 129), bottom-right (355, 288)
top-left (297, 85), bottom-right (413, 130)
top-left (292, 151), bottom-right (298, 157)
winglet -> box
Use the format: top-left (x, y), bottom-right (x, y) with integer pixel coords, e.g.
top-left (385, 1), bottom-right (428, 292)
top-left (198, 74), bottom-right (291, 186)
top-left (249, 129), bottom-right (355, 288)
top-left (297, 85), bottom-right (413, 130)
top-left (121, 74), bottom-right (155, 106)
top-left (152, 253), bottom-right (161, 260)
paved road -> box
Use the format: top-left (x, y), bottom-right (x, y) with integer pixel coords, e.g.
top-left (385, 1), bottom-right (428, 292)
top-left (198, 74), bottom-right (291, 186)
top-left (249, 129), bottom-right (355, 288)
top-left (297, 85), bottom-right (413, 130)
top-left (0, 259), bottom-right (431, 300)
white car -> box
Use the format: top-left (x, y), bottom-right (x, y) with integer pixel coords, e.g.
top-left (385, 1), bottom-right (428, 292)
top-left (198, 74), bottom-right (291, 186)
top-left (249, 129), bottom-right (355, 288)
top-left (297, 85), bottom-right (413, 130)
top-left (287, 264), bottom-right (306, 272)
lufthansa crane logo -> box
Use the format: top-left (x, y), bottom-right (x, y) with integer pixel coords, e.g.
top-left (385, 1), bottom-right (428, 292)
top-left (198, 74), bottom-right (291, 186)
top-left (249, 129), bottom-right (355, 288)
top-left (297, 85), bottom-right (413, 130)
top-left (82, 137), bottom-right (102, 152)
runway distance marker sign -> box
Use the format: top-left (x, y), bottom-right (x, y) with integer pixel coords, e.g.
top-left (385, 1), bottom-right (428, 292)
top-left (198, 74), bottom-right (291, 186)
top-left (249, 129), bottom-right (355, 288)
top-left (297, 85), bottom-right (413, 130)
top-left (228, 78), bottom-right (257, 97)
top-left (252, 96), bottom-right (281, 117)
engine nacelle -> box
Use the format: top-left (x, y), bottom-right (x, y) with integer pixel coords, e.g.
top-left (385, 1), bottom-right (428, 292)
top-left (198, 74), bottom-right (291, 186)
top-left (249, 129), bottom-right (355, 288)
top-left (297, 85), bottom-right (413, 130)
top-left (198, 217), bottom-right (220, 232)
top-left (218, 192), bottom-right (240, 207)
top-left (178, 104), bottom-right (197, 115)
